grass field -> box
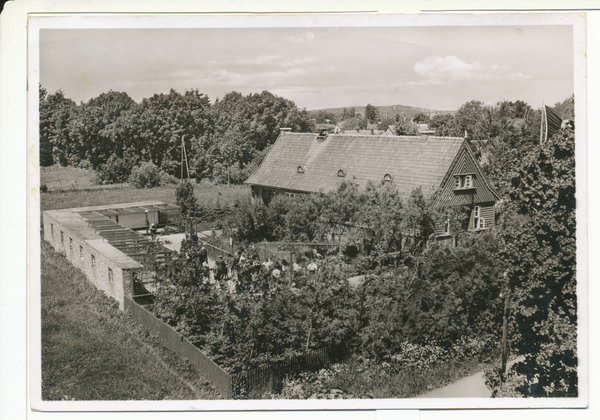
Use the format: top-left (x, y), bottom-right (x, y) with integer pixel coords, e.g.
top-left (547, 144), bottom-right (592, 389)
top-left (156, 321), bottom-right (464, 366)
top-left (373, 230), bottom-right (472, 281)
top-left (40, 240), bottom-right (223, 400)
top-left (40, 165), bottom-right (97, 189)
top-left (40, 169), bottom-right (250, 212)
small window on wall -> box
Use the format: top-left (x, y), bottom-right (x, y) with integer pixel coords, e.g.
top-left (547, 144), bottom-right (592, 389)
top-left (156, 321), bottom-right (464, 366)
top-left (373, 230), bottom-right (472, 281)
top-left (91, 254), bottom-right (96, 268)
top-left (51, 223), bottom-right (54, 234)
top-left (60, 231), bottom-right (64, 245)
top-left (69, 238), bottom-right (73, 251)
top-left (108, 268), bottom-right (113, 282)
top-left (80, 245), bottom-right (83, 259)
top-left (443, 219), bottom-right (451, 235)
top-left (262, 189), bottom-right (269, 199)
top-left (453, 174), bottom-right (475, 190)
top-left (383, 174), bottom-right (393, 182)
top-left (478, 217), bottom-right (486, 230)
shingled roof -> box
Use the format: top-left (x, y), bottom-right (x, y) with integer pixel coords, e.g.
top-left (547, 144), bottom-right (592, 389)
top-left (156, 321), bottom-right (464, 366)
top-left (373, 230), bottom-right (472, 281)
top-left (245, 132), bottom-right (467, 199)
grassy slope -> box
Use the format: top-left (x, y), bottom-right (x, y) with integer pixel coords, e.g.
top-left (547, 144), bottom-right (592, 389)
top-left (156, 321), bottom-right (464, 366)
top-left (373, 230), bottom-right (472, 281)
top-left (40, 241), bottom-right (223, 400)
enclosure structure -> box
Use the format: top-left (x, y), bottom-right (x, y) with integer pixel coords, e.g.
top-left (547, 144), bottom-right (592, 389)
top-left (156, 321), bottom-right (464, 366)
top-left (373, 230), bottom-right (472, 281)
top-left (42, 201), bottom-right (179, 308)
top-left (245, 130), bottom-right (500, 236)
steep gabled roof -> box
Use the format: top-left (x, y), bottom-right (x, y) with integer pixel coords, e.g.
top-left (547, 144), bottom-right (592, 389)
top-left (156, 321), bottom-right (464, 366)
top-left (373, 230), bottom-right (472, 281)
top-left (245, 132), bottom-right (466, 199)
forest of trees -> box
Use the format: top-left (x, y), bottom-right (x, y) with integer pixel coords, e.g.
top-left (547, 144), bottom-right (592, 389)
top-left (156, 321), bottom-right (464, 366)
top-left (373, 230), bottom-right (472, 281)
top-left (39, 86), bottom-right (314, 184)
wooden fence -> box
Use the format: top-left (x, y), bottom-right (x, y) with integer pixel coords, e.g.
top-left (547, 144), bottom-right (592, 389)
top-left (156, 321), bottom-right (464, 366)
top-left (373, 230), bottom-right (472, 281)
top-left (124, 296), bottom-right (233, 397)
top-left (124, 296), bottom-right (331, 398)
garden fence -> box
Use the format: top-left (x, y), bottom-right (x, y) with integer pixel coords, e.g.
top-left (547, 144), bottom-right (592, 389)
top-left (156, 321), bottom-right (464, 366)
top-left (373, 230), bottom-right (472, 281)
top-left (124, 296), bottom-right (331, 398)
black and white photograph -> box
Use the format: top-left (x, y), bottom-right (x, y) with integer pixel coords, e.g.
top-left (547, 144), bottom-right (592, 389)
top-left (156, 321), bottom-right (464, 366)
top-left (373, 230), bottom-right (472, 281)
top-left (22, 10), bottom-right (587, 412)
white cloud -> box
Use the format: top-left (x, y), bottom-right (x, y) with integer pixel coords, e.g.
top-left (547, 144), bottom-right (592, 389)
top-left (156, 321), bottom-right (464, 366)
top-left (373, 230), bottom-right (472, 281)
top-left (285, 31), bottom-right (315, 43)
top-left (412, 55), bottom-right (531, 85)
top-left (414, 55), bottom-right (483, 82)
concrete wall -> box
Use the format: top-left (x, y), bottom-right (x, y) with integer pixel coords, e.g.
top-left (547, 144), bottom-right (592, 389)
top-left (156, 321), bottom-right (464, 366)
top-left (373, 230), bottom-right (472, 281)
top-left (106, 210), bottom-right (159, 230)
top-left (43, 212), bottom-right (139, 309)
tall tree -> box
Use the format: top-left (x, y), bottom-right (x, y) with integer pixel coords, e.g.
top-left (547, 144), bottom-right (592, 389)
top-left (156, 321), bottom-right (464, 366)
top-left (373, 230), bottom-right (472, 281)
top-left (498, 126), bottom-right (577, 397)
top-left (365, 104), bottom-right (379, 124)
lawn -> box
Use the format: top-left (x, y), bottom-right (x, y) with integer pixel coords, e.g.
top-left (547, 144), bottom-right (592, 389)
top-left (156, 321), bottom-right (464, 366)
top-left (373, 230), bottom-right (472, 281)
top-left (40, 240), bottom-right (223, 400)
top-left (40, 174), bottom-right (250, 212)
top-left (40, 165), bottom-right (97, 189)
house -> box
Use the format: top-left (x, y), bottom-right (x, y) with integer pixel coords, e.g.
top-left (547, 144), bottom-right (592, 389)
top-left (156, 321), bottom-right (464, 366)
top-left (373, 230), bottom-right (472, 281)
top-left (245, 130), bottom-right (500, 237)
top-left (42, 201), bottom-right (179, 308)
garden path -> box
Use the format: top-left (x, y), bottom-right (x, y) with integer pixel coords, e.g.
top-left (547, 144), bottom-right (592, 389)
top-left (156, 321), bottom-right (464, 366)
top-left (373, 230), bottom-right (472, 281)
top-left (418, 356), bottom-right (525, 398)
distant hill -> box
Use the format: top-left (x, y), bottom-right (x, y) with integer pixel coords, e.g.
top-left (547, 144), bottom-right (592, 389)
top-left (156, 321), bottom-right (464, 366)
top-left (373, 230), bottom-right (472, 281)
top-left (308, 104), bottom-right (455, 122)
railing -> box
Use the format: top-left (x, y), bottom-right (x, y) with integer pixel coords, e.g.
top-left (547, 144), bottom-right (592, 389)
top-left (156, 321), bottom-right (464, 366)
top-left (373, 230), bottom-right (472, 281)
top-left (124, 296), bottom-right (332, 398)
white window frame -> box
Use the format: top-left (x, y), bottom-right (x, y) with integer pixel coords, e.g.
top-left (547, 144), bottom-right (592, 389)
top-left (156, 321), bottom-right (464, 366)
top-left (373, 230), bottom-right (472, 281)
top-left (464, 175), bottom-right (473, 188)
top-left (478, 217), bottom-right (486, 230)
top-left (108, 267), bottom-right (113, 282)
top-left (91, 254), bottom-right (96, 268)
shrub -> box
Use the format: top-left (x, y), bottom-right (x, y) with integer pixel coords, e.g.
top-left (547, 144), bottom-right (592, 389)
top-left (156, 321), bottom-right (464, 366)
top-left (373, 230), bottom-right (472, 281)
top-left (40, 184), bottom-right (48, 193)
top-left (129, 161), bottom-right (162, 188)
top-left (93, 155), bottom-right (134, 184)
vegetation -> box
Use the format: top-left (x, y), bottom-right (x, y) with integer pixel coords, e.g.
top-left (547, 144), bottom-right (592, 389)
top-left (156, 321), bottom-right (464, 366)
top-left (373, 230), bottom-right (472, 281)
top-left (41, 241), bottom-right (222, 400)
top-left (486, 126), bottom-right (577, 397)
top-left (39, 86), bottom-right (577, 398)
top-left (39, 86), bottom-right (315, 184)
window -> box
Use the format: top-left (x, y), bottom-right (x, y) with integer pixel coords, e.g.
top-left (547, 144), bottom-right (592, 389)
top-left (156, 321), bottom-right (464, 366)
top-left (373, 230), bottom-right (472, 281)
top-left (69, 238), bottom-right (73, 252)
top-left (443, 219), bottom-right (450, 235)
top-left (383, 174), bottom-right (393, 182)
top-left (262, 189), bottom-right (269, 199)
top-left (453, 174), bottom-right (475, 190)
top-left (108, 268), bottom-right (113, 282)
top-left (478, 217), bottom-right (486, 230)
top-left (91, 254), bottom-right (96, 268)
top-left (297, 165), bottom-right (306, 174)
top-left (80, 245), bottom-right (83, 259)
top-left (51, 223), bottom-right (54, 234)
top-left (472, 206), bottom-right (487, 230)
top-left (337, 169), bottom-right (346, 177)
top-left (60, 231), bottom-right (64, 245)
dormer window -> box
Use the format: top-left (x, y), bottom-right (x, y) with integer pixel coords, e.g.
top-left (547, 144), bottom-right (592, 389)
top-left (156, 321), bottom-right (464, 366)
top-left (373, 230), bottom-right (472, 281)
top-left (297, 165), bottom-right (306, 174)
top-left (337, 169), bottom-right (346, 177)
top-left (453, 174), bottom-right (475, 190)
top-left (383, 174), bottom-right (393, 182)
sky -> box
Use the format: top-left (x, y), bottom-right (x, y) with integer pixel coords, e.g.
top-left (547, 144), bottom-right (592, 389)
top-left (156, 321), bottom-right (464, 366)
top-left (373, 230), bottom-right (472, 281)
top-left (39, 25), bottom-right (574, 111)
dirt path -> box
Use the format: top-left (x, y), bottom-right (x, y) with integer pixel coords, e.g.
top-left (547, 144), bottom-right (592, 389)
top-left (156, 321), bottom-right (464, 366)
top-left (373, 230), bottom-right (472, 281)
top-left (418, 357), bottom-right (525, 398)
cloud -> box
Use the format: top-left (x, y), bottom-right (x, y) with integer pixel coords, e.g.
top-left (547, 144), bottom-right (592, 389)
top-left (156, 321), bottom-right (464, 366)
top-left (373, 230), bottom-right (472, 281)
top-left (285, 31), bottom-right (315, 43)
top-left (412, 55), bottom-right (531, 85)
top-left (414, 55), bottom-right (484, 82)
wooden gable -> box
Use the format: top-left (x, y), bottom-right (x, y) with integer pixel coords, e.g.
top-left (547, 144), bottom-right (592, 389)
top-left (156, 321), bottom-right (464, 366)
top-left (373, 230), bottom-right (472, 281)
top-left (432, 142), bottom-right (500, 208)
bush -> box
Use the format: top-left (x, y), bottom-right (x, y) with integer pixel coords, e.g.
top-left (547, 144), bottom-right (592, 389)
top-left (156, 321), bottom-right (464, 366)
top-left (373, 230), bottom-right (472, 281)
top-left (40, 184), bottom-right (48, 193)
top-left (129, 161), bottom-right (162, 188)
top-left (93, 155), bottom-right (134, 184)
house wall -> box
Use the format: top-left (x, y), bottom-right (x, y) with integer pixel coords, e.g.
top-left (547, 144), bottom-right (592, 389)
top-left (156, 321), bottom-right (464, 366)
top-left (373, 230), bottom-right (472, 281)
top-left (43, 212), bottom-right (139, 309)
top-left (106, 211), bottom-right (159, 230)
top-left (250, 186), bottom-right (303, 204)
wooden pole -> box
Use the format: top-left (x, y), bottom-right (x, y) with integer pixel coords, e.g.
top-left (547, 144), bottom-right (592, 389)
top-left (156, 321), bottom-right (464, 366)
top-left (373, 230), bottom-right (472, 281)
top-left (500, 290), bottom-right (509, 382)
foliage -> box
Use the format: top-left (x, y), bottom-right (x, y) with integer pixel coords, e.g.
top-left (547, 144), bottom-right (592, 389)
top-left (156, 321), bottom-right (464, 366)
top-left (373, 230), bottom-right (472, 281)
top-left (93, 155), bottom-right (136, 184)
top-left (38, 86), bottom-right (313, 184)
top-left (175, 180), bottom-right (199, 220)
top-left (128, 161), bottom-right (162, 188)
top-left (490, 126), bottom-right (577, 397)
top-left (365, 104), bottom-right (379, 124)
